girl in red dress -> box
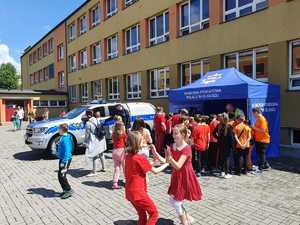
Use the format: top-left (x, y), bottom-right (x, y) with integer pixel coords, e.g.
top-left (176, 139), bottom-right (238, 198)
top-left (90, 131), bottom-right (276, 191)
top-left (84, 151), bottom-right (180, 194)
top-left (151, 124), bottom-right (203, 225)
top-left (125, 131), bottom-right (169, 225)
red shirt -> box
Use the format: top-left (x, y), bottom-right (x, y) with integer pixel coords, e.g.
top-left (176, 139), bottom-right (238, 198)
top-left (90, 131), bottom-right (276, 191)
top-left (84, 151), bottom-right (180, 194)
top-left (112, 132), bottom-right (127, 149)
top-left (171, 114), bottom-right (181, 127)
top-left (125, 154), bottom-right (152, 201)
top-left (154, 113), bottom-right (166, 134)
top-left (209, 119), bottom-right (219, 143)
top-left (192, 124), bottom-right (210, 151)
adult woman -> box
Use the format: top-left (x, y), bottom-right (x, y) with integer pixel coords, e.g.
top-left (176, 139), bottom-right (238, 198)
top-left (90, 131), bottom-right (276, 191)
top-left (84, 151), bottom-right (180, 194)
top-left (132, 118), bottom-right (152, 158)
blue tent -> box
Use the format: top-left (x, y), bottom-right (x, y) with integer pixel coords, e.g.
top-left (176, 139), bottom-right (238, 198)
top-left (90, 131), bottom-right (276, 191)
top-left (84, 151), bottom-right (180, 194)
top-left (169, 68), bottom-right (280, 157)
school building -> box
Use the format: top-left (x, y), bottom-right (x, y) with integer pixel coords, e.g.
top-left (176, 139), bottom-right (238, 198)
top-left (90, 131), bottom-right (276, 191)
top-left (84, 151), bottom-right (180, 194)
top-left (21, 0), bottom-right (300, 147)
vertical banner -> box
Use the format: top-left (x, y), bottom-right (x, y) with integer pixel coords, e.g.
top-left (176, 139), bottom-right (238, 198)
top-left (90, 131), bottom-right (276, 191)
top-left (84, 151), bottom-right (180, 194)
top-left (248, 98), bottom-right (280, 158)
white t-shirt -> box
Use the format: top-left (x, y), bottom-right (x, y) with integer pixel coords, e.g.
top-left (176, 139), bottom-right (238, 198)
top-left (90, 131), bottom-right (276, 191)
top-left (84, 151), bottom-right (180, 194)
top-left (17, 109), bottom-right (24, 119)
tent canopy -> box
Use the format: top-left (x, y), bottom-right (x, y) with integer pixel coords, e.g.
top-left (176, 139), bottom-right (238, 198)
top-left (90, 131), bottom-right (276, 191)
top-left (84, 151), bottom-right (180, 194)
top-left (169, 68), bottom-right (280, 104)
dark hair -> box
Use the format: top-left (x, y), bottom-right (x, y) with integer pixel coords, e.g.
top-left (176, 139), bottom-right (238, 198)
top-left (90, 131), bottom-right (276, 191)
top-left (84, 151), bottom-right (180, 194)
top-left (156, 107), bottom-right (164, 113)
top-left (86, 110), bottom-right (93, 118)
top-left (252, 107), bottom-right (262, 114)
top-left (132, 118), bottom-right (145, 131)
top-left (59, 123), bottom-right (68, 133)
top-left (194, 114), bottom-right (202, 123)
top-left (228, 112), bottom-right (236, 120)
top-left (126, 131), bottom-right (142, 154)
top-left (165, 113), bottom-right (173, 120)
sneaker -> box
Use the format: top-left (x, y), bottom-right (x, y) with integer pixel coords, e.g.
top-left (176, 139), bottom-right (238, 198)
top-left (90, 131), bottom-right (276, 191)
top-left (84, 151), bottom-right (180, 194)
top-left (100, 169), bottom-right (106, 172)
top-left (220, 172), bottom-right (225, 178)
top-left (61, 189), bottom-right (74, 199)
top-left (224, 174), bottom-right (232, 179)
top-left (112, 183), bottom-right (121, 190)
top-left (196, 172), bottom-right (201, 177)
top-left (86, 172), bottom-right (98, 177)
top-left (187, 214), bottom-right (195, 224)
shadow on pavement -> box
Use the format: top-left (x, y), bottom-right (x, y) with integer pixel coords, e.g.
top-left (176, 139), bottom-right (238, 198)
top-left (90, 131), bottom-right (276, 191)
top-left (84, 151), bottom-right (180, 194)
top-left (27, 188), bottom-right (59, 198)
top-left (269, 156), bottom-right (300, 174)
top-left (113, 218), bottom-right (174, 225)
top-left (13, 151), bottom-right (56, 161)
top-left (68, 168), bottom-right (91, 178)
top-left (82, 180), bottom-right (125, 190)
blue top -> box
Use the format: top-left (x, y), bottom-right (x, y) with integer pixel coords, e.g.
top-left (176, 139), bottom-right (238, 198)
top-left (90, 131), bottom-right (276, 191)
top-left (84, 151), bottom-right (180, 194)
top-left (56, 133), bottom-right (73, 163)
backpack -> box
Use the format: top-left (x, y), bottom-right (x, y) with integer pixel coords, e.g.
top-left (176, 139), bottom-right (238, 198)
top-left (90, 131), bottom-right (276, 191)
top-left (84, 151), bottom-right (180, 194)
top-left (92, 120), bottom-right (106, 140)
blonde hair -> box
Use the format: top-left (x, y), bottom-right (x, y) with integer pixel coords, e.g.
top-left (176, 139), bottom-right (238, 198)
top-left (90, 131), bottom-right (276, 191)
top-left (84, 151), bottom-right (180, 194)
top-left (114, 121), bottom-right (125, 138)
top-left (114, 115), bottom-right (123, 122)
top-left (126, 131), bottom-right (142, 154)
top-left (173, 124), bottom-right (189, 142)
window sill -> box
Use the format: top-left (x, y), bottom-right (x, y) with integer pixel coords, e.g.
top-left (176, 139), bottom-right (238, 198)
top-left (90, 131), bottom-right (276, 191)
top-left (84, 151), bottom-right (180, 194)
top-left (286, 88), bottom-right (300, 92)
top-left (150, 96), bottom-right (168, 99)
top-left (179, 26), bottom-right (209, 38)
top-left (125, 49), bottom-right (140, 56)
top-left (222, 7), bottom-right (268, 24)
top-left (148, 40), bottom-right (169, 49)
top-left (90, 23), bottom-right (100, 30)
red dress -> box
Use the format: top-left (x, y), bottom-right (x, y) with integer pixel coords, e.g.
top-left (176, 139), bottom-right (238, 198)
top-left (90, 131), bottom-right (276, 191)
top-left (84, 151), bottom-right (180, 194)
top-left (154, 113), bottom-right (166, 154)
top-left (168, 145), bottom-right (203, 201)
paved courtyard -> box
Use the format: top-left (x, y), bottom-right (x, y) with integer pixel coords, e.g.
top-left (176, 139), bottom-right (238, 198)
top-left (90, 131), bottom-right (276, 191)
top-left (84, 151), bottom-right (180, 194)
top-left (0, 125), bottom-right (299, 225)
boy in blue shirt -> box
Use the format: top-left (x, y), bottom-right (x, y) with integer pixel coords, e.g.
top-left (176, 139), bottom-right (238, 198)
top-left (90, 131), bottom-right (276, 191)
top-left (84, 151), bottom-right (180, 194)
top-left (56, 123), bottom-right (74, 199)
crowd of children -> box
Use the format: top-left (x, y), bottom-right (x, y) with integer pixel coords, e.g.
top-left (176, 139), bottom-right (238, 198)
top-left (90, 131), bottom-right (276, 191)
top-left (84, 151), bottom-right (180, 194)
top-left (54, 105), bottom-right (270, 224)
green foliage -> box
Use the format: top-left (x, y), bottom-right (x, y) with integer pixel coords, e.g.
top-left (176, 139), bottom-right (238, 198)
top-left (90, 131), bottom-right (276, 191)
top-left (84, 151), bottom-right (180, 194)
top-left (0, 63), bottom-right (19, 89)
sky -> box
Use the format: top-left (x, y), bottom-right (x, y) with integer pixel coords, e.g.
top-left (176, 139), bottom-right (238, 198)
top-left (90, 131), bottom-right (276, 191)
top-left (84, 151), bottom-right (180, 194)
top-left (0, 0), bottom-right (86, 73)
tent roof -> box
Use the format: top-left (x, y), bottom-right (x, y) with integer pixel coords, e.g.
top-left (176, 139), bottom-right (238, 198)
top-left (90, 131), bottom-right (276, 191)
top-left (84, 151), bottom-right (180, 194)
top-left (169, 68), bottom-right (280, 103)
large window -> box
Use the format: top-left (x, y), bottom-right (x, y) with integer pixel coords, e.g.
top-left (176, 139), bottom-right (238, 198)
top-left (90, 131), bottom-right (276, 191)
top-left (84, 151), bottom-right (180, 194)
top-left (289, 40), bottom-right (300, 90)
top-left (48, 38), bottom-right (54, 53)
top-left (80, 49), bottom-right (88, 69)
top-left (57, 44), bottom-right (64, 61)
top-left (108, 77), bottom-right (120, 100)
top-left (180, 0), bottom-right (209, 36)
top-left (181, 59), bottom-right (210, 86)
top-left (127, 73), bottom-right (141, 99)
top-left (292, 129), bottom-right (300, 146)
top-left (224, 47), bottom-right (268, 81)
top-left (43, 67), bottom-right (49, 81)
top-left (69, 85), bottom-right (77, 103)
top-left (224, 0), bottom-right (268, 21)
top-left (150, 67), bottom-right (170, 98)
top-left (48, 64), bottom-right (55, 79)
top-left (107, 35), bottom-right (118, 60)
top-left (68, 22), bottom-right (76, 41)
top-left (107, 0), bottom-right (117, 17)
top-left (38, 47), bottom-right (42, 60)
top-left (58, 71), bottom-right (65, 89)
top-left (92, 80), bottom-right (103, 99)
top-left (69, 54), bottom-right (77, 72)
top-left (42, 43), bottom-right (48, 57)
top-left (91, 4), bottom-right (100, 27)
top-left (79, 83), bottom-right (89, 103)
top-left (92, 42), bottom-right (101, 64)
top-left (79, 15), bottom-right (87, 35)
top-left (149, 11), bottom-right (169, 47)
top-left (125, 0), bottom-right (138, 7)
top-left (125, 24), bottom-right (140, 54)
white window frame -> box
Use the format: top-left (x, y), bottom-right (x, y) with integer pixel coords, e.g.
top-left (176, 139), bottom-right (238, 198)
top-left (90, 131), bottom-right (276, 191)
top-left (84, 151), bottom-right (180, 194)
top-left (80, 83), bottom-right (89, 103)
top-left (125, 0), bottom-right (137, 7)
top-left (223, 47), bottom-right (269, 82)
top-left (80, 15), bottom-right (87, 35)
top-left (107, 35), bottom-right (118, 60)
top-left (127, 73), bottom-right (141, 99)
top-left (223, 0), bottom-right (268, 22)
top-left (150, 67), bottom-right (170, 98)
top-left (80, 49), bottom-right (88, 69)
top-left (69, 54), bottom-right (77, 72)
top-left (107, 0), bottom-right (118, 18)
top-left (291, 129), bottom-right (300, 147)
top-left (69, 85), bottom-right (78, 103)
top-left (68, 23), bottom-right (76, 41)
top-left (179, 0), bottom-right (209, 36)
top-left (58, 71), bottom-right (65, 89)
top-left (92, 43), bottom-right (102, 64)
top-left (125, 24), bottom-right (140, 54)
top-left (91, 5), bottom-right (101, 27)
top-left (58, 44), bottom-right (64, 61)
top-left (149, 11), bottom-right (169, 47)
top-left (288, 40), bottom-right (300, 91)
top-left (108, 77), bottom-right (120, 100)
top-left (92, 80), bottom-right (103, 99)
top-left (180, 59), bottom-right (209, 86)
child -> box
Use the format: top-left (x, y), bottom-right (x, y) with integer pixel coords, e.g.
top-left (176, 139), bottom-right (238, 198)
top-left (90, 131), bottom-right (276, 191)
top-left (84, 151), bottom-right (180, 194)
top-left (112, 121), bottom-right (127, 189)
top-left (152, 124), bottom-right (202, 225)
top-left (56, 123), bottom-right (74, 199)
top-left (125, 131), bottom-right (169, 225)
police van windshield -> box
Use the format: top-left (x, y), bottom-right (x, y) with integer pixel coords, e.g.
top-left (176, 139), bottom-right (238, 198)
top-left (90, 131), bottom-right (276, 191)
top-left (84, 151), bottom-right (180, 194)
top-left (63, 106), bottom-right (89, 119)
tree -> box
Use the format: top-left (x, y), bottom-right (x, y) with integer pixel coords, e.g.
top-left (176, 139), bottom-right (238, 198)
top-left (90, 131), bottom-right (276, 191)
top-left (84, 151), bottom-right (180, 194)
top-left (0, 63), bottom-right (19, 89)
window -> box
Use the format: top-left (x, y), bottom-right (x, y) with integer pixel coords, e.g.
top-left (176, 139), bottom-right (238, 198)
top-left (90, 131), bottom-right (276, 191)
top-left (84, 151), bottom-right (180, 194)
top-left (58, 71), bottom-right (65, 89)
top-left (33, 100), bottom-right (39, 107)
top-left (107, 35), bottom-right (118, 60)
top-left (224, 47), bottom-right (268, 81)
top-left (40, 101), bottom-right (49, 107)
top-left (150, 67), bottom-right (170, 98)
top-left (58, 44), bottom-right (64, 61)
top-left (92, 42), bottom-right (101, 64)
top-left (39, 70), bottom-right (44, 82)
top-left (50, 100), bottom-right (58, 107)
top-left (69, 85), bottom-right (78, 103)
top-left (79, 15), bottom-right (87, 35)
top-left (125, 24), bottom-right (140, 54)
top-left (43, 43), bottom-right (48, 57)
top-left (69, 54), bottom-right (77, 72)
top-left (149, 11), bottom-right (169, 46)
top-left (224, 0), bottom-right (268, 21)
top-left (127, 73), bottom-right (141, 99)
top-left (30, 74), bottom-right (34, 85)
top-left (68, 22), bottom-right (76, 41)
top-left (108, 77), bottom-right (120, 100)
top-left (289, 40), bottom-right (300, 90)
top-left (79, 83), bottom-right (89, 103)
top-left (107, 0), bottom-right (117, 17)
top-left (48, 64), bottom-right (55, 79)
top-left (181, 59), bottom-right (210, 86)
top-left (180, 0), bottom-right (209, 36)
top-left (125, 0), bottom-right (138, 7)
top-left (292, 129), bottom-right (300, 146)
top-left (34, 72), bottom-right (38, 84)
top-left (33, 51), bottom-right (37, 63)
top-left (79, 49), bottom-right (88, 68)
top-left (92, 80), bottom-right (103, 99)
top-left (58, 100), bottom-right (67, 107)
top-left (91, 5), bottom-right (100, 27)
top-left (29, 54), bottom-right (33, 65)
top-left (38, 47), bottom-right (42, 60)
top-left (48, 38), bottom-right (54, 53)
